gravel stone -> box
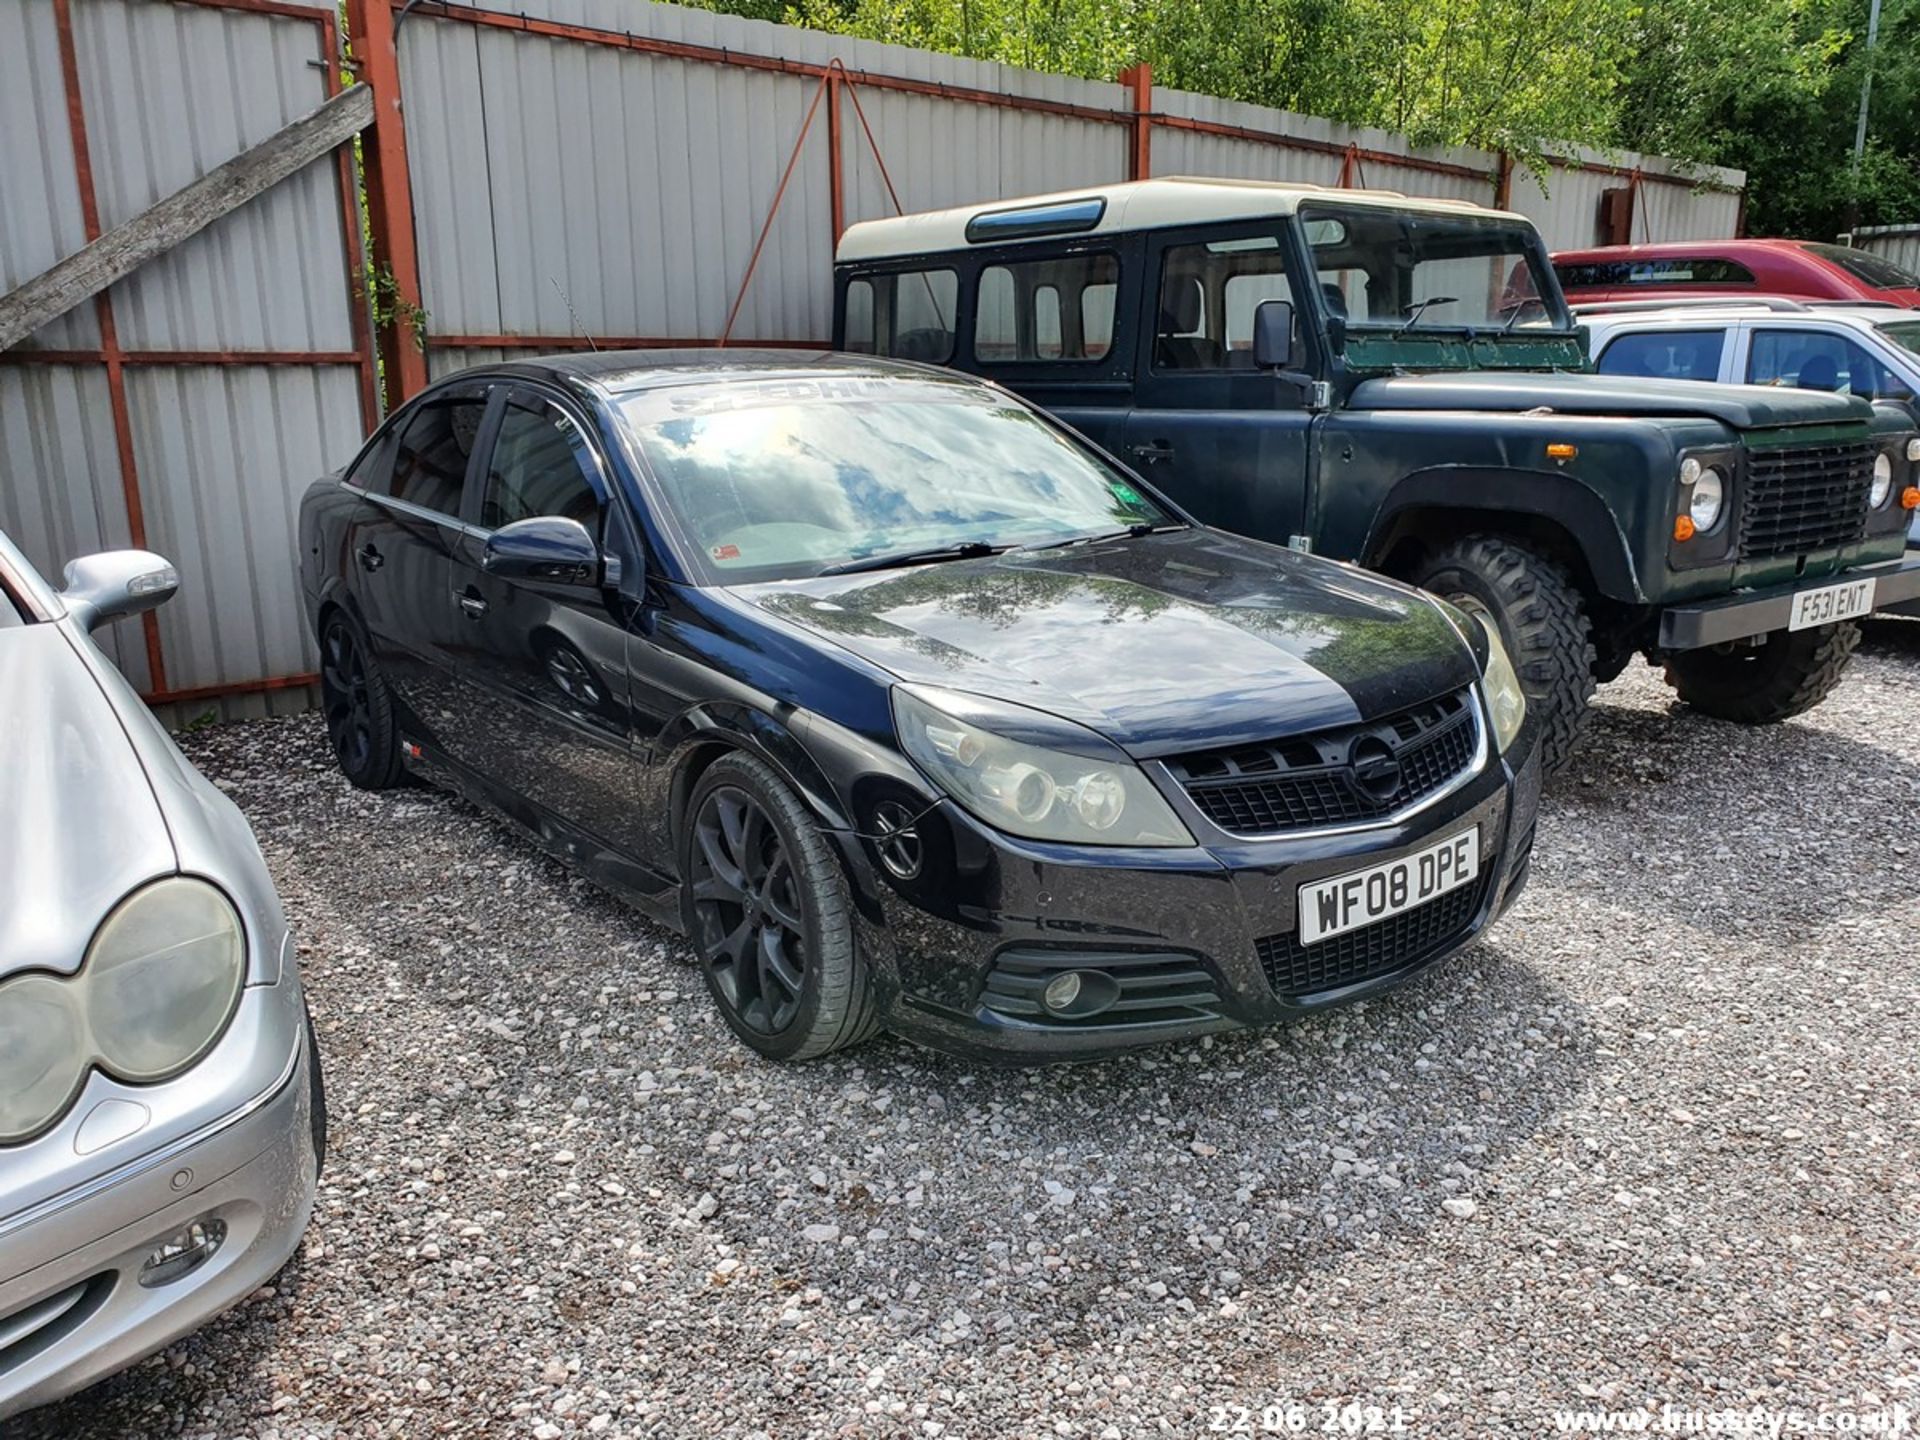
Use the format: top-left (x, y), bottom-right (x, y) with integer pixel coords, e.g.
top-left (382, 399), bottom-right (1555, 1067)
top-left (20, 623), bottom-right (1920, 1437)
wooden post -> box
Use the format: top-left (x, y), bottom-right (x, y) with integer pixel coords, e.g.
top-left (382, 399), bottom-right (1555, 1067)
top-left (344, 0), bottom-right (428, 404)
top-left (1119, 63), bottom-right (1152, 181)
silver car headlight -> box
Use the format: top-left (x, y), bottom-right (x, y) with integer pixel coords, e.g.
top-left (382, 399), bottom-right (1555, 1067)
top-left (0, 877), bottom-right (245, 1145)
top-left (1475, 617), bottom-right (1528, 754)
top-left (1871, 451), bottom-right (1895, 507)
top-left (86, 878), bottom-right (246, 1081)
top-left (0, 975), bottom-right (90, 1145)
top-left (893, 686), bottom-right (1194, 847)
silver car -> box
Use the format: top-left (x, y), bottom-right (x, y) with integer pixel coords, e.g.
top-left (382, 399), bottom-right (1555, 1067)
top-left (0, 529), bottom-right (321, 1419)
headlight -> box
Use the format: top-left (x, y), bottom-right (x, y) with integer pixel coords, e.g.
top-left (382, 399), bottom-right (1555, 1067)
top-left (1906, 438), bottom-right (1920, 463)
top-left (86, 878), bottom-right (246, 1081)
top-left (1688, 465), bottom-right (1726, 530)
top-left (0, 976), bottom-right (89, 1144)
top-left (1475, 617), bottom-right (1528, 754)
top-left (893, 686), bottom-right (1194, 847)
top-left (1871, 452), bottom-right (1895, 507)
top-left (0, 878), bottom-right (245, 1145)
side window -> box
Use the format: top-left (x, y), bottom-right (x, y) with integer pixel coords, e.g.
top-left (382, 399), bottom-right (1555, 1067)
top-left (344, 420), bottom-right (402, 492)
top-left (481, 400), bottom-right (602, 530)
top-left (1596, 329), bottom-right (1725, 381)
top-left (1747, 329), bottom-right (1904, 400)
top-left (970, 254), bottom-right (1119, 364)
top-left (843, 278), bottom-right (875, 353)
top-left (844, 269), bottom-right (957, 363)
top-left (1157, 236), bottom-right (1294, 371)
top-left (389, 398), bottom-right (486, 514)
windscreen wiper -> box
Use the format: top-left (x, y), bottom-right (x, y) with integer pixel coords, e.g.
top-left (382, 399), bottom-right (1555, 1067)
top-left (816, 540), bottom-right (1010, 577)
top-left (1020, 521), bottom-right (1187, 552)
top-left (1396, 295), bottom-right (1459, 334)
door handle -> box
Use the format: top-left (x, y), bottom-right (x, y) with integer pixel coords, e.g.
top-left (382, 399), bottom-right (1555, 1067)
top-left (458, 590), bottom-right (489, 619)
top-left (356, 542), bottom-right (384, 573)
top-left (1129, 440), bottom-right (1176, 464)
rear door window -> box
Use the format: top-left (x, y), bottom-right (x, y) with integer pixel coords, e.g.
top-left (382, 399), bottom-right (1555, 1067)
top-left (1595, 329), bottom-right (1727, 381)
top-left (388, 398), bottom-right (487, 514)
top-left (971, 253), bottom-right (1120, 364)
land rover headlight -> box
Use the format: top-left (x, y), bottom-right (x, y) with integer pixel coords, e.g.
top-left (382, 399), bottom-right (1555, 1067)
top-left (85, 878), bottom-right (246, 1081)
top-left (1475, 617), bottom-right (1528, 754)
top-left (1687, 466), bottom-right (1726, 530)
top-left (1871, 451), bottom-right (1895, 507)
top-left (893, 686), bottom-right (1194, 847)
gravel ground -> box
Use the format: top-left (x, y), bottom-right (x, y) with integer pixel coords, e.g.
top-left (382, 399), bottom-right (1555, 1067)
top-left (20, 622), bottom-right (1920, 1440)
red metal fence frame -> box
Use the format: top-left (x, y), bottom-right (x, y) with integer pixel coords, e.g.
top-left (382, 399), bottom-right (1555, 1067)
top-left (9, 0), bottom-right (1743, 708)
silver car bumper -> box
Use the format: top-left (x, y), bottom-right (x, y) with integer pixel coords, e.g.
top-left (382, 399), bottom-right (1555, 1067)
top-left (0, 988), bottom-right (317, 1420)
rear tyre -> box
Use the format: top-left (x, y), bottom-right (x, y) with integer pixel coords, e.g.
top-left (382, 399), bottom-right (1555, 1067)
top-left (318, 611), bottom-right (404, 790)
top-left (1414, 535), bottom-right (1596, 775)
top-left (681, 753), bottom-right (881, 1061)
top-left (1664, 621), bottom-right (1861, 723)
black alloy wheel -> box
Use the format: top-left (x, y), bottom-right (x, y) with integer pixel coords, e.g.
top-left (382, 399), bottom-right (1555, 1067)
top-left (689, 786), bottom-right (810, 1036)
top-left (318, 613), bottom-right (403, 789)
top-left (681, 753), bottom-right (880, 1060)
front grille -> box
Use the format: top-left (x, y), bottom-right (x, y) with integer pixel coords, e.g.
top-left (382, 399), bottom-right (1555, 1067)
top-left (1256, 870), bottom-right (1493, 999)
top-left (1164, 690), bottom-right (1479, 836)
top-left (1740, 439), bottom-right (1874, 560)
top-left (979, 949), bottom-right (1222, 1027)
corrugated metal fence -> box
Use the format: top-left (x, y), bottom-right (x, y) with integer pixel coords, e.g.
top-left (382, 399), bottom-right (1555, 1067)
top-left (1, 0), bottom-right (1745, 720)
top-left (1851, 224), bottom-right (1920, 276)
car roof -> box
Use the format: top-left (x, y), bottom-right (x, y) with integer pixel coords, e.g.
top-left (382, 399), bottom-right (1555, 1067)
top-left (835, 176), bottom-right (1524, 264)
top-left (1553, 238), bottom-right (1830, 261)
top-left (421, 347), bottom-right (966, 399)
top-left (1582, 304), bottom-right (1911, 332)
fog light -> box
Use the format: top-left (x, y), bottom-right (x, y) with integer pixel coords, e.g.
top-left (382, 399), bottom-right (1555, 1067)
top-left (1904, 486), bottom-right (1920, 511)
top-left (139, 1218), bottom-right (226, 1288)
top-left (1042, 972), bottom-right (1083, 1013)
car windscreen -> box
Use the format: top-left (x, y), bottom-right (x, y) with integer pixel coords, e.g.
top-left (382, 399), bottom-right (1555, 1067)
top-left (1298, 203), bottom-right (1572, 332)
top-left (1805, 242), bottom-right (1920, 291)
top-left (618, 377), bottom-right (1175, 584)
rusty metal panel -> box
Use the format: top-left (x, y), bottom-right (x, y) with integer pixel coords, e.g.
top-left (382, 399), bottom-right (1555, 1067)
top-left (0, 364), bottom-right (148, 688)
top-left (0, 0), bottom-right (101, 350)
top-left (69, 0), bottom-right (355, 351)
top-left (125, 363), bottom-right (363, 693)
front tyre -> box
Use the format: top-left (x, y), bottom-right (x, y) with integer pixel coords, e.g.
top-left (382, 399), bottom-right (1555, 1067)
top-left (681, 753), bottom-right (880, 1061)
top-left (1664, 622), bottom-right (1861, 723)
top-left (1414, 535), bottom-right (1596, 775)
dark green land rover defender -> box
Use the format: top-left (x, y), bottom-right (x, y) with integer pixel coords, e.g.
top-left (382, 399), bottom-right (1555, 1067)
top-left (831, 179), bottom-right (1920, 770)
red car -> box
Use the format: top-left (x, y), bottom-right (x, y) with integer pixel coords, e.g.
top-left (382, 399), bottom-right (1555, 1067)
top-left (1552, 239), bottom-right (1920, 309)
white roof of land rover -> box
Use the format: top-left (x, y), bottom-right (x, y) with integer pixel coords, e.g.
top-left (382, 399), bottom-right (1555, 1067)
top-left (835, 176), bottom-right (1525, 264)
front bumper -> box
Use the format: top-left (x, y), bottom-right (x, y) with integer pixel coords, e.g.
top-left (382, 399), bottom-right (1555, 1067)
top-left (0, 991), bottom-right (316, 1421)
top-left (1658, 553), bottom-right (1920, 649)
top-left (836, 733), bottom-right (1542, 1062)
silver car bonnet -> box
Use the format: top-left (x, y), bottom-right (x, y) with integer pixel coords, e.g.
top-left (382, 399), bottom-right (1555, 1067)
top-left (0, 623), bottom-right (176, 979)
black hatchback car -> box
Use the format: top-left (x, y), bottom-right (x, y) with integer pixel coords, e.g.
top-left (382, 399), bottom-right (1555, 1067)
top-left (298, 351), bottom-right (1541, 1062)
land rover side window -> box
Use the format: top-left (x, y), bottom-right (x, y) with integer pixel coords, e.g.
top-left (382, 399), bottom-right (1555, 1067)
top-left (1596, 329), bottom-right (1725, 381)
top-left (481, 400), bottom-right (602, 530)
top-left (1747, 329), bottom-right (1911, 400)
top-left (1154, 236), bottom-right (1295, 371)
top-left (840, 269), bottom-right (957, 363)
top-left (972, 254), bottom-right (1119, 364)
top-left (1300, 204), bottom-right (1568, 330)
top-left (388, 398), bottom-right (486, 514)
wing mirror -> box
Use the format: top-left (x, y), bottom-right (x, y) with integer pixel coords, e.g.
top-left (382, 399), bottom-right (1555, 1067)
top-left (60, 550), bottom-right (179, 631)
top-left (1252, 299), bottom-right (1295, 369)
top-left (481, 516), bottom-right (602, 585)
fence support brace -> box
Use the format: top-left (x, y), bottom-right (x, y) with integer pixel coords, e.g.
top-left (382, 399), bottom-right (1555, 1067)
top-left (345, 0), bottom-right (429, 403)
